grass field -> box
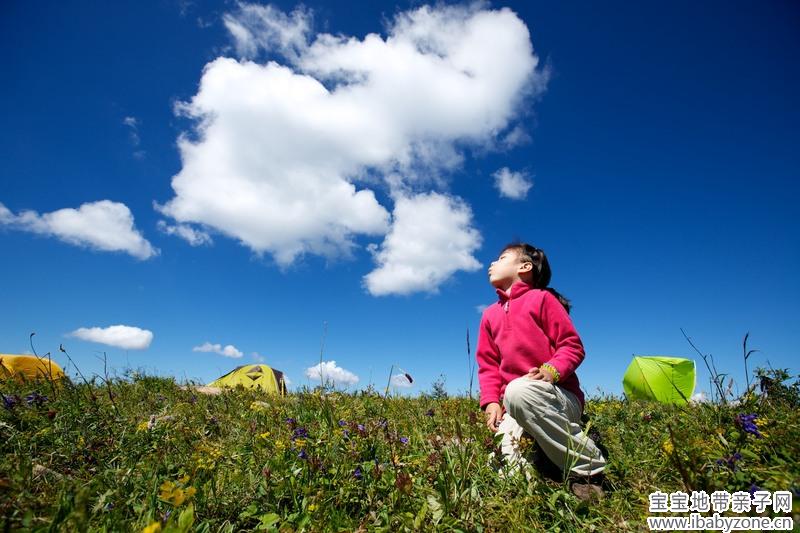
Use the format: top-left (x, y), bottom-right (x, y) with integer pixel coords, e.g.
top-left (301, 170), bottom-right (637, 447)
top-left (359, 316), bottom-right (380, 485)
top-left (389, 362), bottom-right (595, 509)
top-left (1, 369), bottom-right (798, 532)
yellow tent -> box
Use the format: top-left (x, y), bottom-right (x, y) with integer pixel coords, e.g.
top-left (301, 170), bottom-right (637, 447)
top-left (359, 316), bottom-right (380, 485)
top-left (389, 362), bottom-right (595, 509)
top-left (208, 364), bottom-right (286, 394)
top-left (0, 354), bottom-right (66, 382)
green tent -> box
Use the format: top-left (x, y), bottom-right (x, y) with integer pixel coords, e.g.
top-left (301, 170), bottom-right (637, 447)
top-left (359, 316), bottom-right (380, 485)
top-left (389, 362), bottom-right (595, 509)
top-left (622, 356), bottom-right (695, 404)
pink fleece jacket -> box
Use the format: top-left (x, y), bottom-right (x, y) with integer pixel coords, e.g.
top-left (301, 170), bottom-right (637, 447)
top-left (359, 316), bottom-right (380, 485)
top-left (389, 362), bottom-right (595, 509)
top-left (477, 281), bottom-right (586, 410)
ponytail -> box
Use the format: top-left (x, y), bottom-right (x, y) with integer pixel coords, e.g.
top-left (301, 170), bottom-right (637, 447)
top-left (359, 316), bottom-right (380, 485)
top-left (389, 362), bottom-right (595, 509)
top-left (502, 242), bottom-right (572, 314)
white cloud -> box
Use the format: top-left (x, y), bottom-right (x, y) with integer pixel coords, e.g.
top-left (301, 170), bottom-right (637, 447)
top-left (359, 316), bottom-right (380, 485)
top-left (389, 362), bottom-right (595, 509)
top-left (0, 200), bottom-right (158, 259)
top-left (123, 116), bottom-right (145, 159)
top-left (157, 220), bottom-right (212, 246)
top-left (690, 391), bottom-right (709, 404)
top-left (157, 3), bottom-right (543, 278)
top-left (70, 325), bottom-right (153, 350)
top-left (391, 373), bottom-right (414, 388)
top-left (364, 192), bottom-right (481, 296)
top-left (493, 167), bottom-right (532, 200)
top-left (251, 351), bottom-right (265, 362)
top-left (193, 341), bottom-right (243, 358)
top-left (304, 360), bottom-right (359, 386)
top-left (223, 4), bottom-right (312, 61)
top-left (476, 304), bottom-right (488, 314)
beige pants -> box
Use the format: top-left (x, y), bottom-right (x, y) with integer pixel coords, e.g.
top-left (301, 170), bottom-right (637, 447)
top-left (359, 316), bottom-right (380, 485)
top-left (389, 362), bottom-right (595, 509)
top-left (498, 377), bottom-right (606, 477)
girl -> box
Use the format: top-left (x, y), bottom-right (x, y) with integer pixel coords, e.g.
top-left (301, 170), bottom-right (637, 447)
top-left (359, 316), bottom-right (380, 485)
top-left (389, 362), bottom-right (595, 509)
top-left (477, 243), bottom-right (606, 497)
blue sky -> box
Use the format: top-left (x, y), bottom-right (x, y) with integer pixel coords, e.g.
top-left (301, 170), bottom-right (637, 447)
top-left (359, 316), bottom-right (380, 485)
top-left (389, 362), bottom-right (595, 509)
top-left (1, 1), bottom-right (798, 398)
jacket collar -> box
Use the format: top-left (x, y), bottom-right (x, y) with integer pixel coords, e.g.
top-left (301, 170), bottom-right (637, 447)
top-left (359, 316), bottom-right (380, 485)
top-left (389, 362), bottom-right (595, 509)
top-left (496, 281), bottom-right (534, 303)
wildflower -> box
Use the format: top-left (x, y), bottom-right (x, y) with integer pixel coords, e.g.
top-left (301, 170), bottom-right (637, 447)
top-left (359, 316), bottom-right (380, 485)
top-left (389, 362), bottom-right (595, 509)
top-left (285, 417), bottom-right (297, 427)
top-left (259, 432), bottom-right (271, 440)
top-left (298, 449), bottom-right (307, 460)
top-left (378, 418), bottom-right (388, 428)
top-left (662, 440), bottom-right (674, 455)
top-left (748, 483), bottom-right (761, 495)
top-left (250, 401), bottom-right (269, 412)
top-left (292, 427), bottom-right (309, 440)
top-left (717, 452), bottom-right (743, 470)
top-left (308, 503), bottom-right (318, 512)
top-left (136, 421), bottom-right (150, 432)
top-left (142, 522), bottom-right (162, 533)
top-left (399, 436), bottom-right (409, 445)
top-left (425, 409), bottom-right (435, 417)
top-left (735, 413), bottom-right (762, 438)
top-left (161, 510), bottom-right (171, 524)
top-left (338, 419), bottom-right (347, 427)
top-left (357, 423), bottom-right (365, 432)
top-left (159, 480), bottom-right (196, 507)
top-left (353, 466), bottom-right (363, 479)
top-left (2, 394), bottom-right (19, 410)
top-left (25, 391), bottom-right (48, 407)
top-left (395, 471), bottom-right (413, 494)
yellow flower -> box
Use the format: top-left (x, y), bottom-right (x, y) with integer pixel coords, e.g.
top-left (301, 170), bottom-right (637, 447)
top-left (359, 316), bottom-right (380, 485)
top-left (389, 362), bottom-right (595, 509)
top-left (159, 480), bottom-right (175, 495)
top-left (142, 522), bottom-right (161, 533)
top-left (308, 503), bottom-right (318, 512)
top-left (294, 438), bottom-right (306, 448)
top-left (137, 421), bottom-right (149, 432)
top-left (259, 432), bottom-right (271, 439)
top-left (662, 440), bottom-right (674, 454)
top-left (172, 489), bottom-right (186, 506)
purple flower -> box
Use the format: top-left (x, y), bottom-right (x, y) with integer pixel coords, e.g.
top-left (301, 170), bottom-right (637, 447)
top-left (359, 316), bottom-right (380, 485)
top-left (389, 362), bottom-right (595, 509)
top-left (378, 419), bottom-right (388, 428)
top-left (338, 420), bottom-right (347, 427)
top-left (735, 413), bottom-right (762, 438)
top-left (425, 409), bottom-right (435, 417)
top-left (399, 437), bottom-right (409, 445)
top-left (297, 449), bottom-right (308, 460)
top-left (24, 391), bottom-right (48, 407)
top-left (292, 427), bottom-right (309, 440)
top-left (353, 466), bottom-right (363, 479)
top-left (357, 424), bottom-right (365, 432)
top-left (717, 452), bottom-right (743, 470)
top-left (748, 483), bottom-right (761, 495)
top-left (341, 429), bottom-right (350, 439)
top-left (162, 510), bottom-right (172, 524)
top-left (2, 394), bottom-right (20, 410)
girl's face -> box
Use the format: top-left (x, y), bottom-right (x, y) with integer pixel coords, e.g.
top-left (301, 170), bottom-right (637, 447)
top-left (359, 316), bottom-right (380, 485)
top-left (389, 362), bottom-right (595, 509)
top-left (488, 249), bottom-right (531, 290)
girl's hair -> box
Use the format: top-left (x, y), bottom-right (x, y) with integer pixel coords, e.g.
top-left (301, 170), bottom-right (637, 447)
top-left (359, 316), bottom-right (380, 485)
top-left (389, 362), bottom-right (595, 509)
top-left (502, 242), bottom-right (572, 314)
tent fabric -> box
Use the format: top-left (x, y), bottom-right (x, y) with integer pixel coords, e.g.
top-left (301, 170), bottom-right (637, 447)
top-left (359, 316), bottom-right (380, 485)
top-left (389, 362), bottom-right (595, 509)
top-left (0, 354), bottom-right (66, 382)
top-left (208, 364), bottom-right (286, 394)
top-left (622, 356), bottom-right (695, 404)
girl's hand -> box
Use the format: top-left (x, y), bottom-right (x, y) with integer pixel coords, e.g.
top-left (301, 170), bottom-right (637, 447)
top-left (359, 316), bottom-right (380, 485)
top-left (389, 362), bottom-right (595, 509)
top-left (525, 366), bottom-right (555, 383)
top-left (484, 402), bottom-right (504, 432)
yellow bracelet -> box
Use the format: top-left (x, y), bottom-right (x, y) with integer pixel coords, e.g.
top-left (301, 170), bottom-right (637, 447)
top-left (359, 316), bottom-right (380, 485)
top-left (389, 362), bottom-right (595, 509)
top-left (541, 363), bottom-right (560, 383)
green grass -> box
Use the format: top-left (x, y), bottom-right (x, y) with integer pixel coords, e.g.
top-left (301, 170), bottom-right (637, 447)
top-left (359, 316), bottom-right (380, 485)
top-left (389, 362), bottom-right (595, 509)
top-left (1, 371), bottom-right (798, 532)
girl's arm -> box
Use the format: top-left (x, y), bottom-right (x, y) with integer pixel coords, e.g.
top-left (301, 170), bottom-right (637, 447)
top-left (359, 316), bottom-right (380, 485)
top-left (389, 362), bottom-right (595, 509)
top-left (476, 314), bottom-right (503, 409)
top-left (537, 291), bottom-right (585, 382)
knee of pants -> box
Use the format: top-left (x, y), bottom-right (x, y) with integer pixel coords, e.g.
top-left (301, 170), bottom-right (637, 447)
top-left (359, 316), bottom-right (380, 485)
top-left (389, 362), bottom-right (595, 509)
top-left (504, 377), bottom-right (552, 415)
